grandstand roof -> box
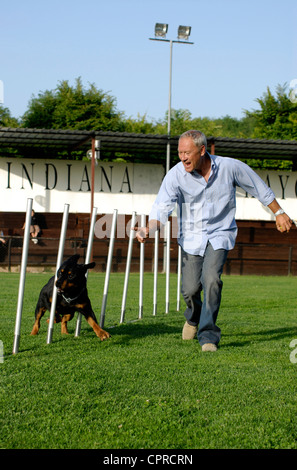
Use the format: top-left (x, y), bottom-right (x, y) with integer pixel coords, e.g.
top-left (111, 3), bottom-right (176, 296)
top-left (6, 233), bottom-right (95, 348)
top-left (1, 127), bottom-right (297, 161)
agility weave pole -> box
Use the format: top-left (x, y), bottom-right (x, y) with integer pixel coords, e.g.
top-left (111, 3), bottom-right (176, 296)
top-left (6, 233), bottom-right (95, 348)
top-left (99, 209), bottom-right (118, 328)
top-left (165, 220), bottom-right (171, 314)
top-left (12, 198), bottom-right (33, 354)
top-left (138, 214), bottom-right (146, 319)
top-left (177, 245), bottom-right (182, 311)
top-left (120, 211), bottom-right (137, 324)
top-left (46, 203), bottom-right (70, 344)
top-left (153, 229), bottom-right (159, 316)
top-left (74, 206), bottom-right (98, 337)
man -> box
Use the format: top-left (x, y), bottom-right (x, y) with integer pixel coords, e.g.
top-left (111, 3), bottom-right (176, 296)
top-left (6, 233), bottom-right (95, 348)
top-left (134, 130), bottom-right (293, 352)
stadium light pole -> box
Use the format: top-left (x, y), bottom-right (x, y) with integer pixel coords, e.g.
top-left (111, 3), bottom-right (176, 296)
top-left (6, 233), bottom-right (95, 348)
top-left (149, 24), bottom-right (194, 173)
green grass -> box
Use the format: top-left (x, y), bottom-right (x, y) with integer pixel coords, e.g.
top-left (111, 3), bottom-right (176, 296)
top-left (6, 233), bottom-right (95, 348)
top-left (1, 271), bottom-right (297, 449)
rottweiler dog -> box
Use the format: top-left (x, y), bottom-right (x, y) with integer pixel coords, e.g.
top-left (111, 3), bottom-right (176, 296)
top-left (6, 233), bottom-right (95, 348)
top-left (30, 254), bottom-right (110, 340)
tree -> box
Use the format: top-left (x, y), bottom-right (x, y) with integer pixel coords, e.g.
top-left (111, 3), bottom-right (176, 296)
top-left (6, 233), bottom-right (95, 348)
top-left (245, 84), bottom-right (297, 140)
top-left (151, 108), bottom-right (255, 139)
top-left (0, 105), bottom-right (19, 127)
top-left (21, 77), bottom-right (125, 131)
top-left (240, 84), bottom-right (297, 170)
top-left (124, 113), bottom-right (158, 134)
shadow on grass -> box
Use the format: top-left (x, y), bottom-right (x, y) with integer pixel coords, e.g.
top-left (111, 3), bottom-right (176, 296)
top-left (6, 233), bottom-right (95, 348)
top-left (106, 319), bottom-right (182, 340)
top-left (6, 318), bottom-right (183, 357)
top-left (11, 318), bottom-right (296, 356)
top-left (222, 326), bottom-right (297, 348)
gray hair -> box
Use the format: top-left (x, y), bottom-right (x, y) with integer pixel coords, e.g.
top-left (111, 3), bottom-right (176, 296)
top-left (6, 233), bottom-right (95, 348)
top-left (179, 130), bottom-right (207, 149)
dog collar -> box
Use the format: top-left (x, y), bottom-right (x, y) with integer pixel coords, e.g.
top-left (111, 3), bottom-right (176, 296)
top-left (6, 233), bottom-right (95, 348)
top-left (60, 288), bottom-right (86, 304)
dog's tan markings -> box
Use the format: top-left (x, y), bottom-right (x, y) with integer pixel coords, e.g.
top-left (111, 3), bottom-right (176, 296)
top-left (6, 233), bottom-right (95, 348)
top-left (61, 314), bottom-right (73, 334)
top-left (86, 317), bottom-right (110, 341)
top-left (76, 303), bottom-right (87, 310)
top-left (60, 280), bottom-right (68, 290)
top-left (30, 307), bottom-right (46, 335)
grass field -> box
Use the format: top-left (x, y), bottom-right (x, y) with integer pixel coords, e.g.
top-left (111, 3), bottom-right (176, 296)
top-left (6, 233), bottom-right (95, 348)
top-left (0, 271), bottom-right (297, 450)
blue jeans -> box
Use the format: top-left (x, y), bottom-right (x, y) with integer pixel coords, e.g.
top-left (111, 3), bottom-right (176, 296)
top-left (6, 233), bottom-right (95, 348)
top-left (181, 242), bottom-right (228, 346)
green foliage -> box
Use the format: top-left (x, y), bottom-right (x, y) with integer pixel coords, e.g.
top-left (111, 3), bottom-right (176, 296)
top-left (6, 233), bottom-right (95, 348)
top-left (124, 113), bottom-right (159, 135)
top-left (0, 105), bottom-right (19, 127)
top-left (1, 80), bottom-right (297, 169)
top-left (21, 77), bottom-right (125, 132)
top-left (145, 109), bottom-right (256, 139)
top-left (240, 158), bottom-right (293, 171)
top-left (1, 272), bottom-right (297, 449)
top-left (0, 105), bottom-right (20, 157)
top-left (246, 84), bottom-right (297, 140)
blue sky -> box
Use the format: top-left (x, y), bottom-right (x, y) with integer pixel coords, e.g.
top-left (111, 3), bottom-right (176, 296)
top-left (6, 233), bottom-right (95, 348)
top-left (1, 0), bottom-right (296, 122)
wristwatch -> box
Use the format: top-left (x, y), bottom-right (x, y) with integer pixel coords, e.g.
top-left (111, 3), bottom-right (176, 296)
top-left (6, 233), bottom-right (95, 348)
top-left (274, 209), bottom-right (285, 216)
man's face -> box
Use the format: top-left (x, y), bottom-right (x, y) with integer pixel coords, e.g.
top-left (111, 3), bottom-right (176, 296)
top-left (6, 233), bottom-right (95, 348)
top-left (178, 137), bottom-right (206, 173)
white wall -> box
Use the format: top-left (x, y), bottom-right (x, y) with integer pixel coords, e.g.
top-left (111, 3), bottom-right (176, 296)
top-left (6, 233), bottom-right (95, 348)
top-left (0, 158), bottom-right (164, 215)
top-left (0, 158), bottom-right (296, 220)
top-left (235, 170), bottom-right (297, 221)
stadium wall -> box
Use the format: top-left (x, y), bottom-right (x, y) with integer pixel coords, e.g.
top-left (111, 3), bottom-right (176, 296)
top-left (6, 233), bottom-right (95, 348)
top-left (0, 157), bottom-right (297, 220)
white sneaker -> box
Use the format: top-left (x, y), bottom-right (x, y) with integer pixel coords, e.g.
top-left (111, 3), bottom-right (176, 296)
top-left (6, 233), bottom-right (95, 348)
top-left (182, 322), bottom-right (198, 340)
top-left (201, 343), bottom-right (217, 352)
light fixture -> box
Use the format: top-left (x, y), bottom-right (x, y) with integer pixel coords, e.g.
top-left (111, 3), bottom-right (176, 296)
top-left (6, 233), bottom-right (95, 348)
top-left (177, 25), bottom-right (191, 40)
top-left (86, 139), bottom-right (100, 164)
top-left (154, 23), bottom-right (168, 38)
top-left (149, 23), bottom-right (194, 174)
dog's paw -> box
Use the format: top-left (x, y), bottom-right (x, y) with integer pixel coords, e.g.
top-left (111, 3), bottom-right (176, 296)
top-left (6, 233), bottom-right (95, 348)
top-left (30, 326), bottom-right (39, 336)
top-left (98, 329), bottom-right (111, 341)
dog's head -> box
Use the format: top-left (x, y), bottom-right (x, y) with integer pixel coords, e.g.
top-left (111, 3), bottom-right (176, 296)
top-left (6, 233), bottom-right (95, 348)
top-left (55, 254), bottom-right (95, 295)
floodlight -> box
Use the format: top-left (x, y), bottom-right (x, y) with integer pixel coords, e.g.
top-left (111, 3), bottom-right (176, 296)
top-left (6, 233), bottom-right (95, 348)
top-left (86, 139), bottom-right (100, 163)
top-left (155, 23), bottom-right (168, 38)
top-left (149, 22), bottom-right (194, 174)
top-left (177, 25), bottom-right (191, 40)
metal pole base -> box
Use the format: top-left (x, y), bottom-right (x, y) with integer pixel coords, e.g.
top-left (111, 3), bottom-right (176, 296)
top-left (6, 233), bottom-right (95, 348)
top-left (138, 306), bottom-right (143, 319)
top-left (100, 294), bottom-right (107, 328)
top-left (47, 328), bottom-right (54, 345)
top-left (120, 309), bottom-right (125, 324)
top-left (74, 313), bottom-right (82, 337)
top-left (12, 335), bottom-right (20, 355)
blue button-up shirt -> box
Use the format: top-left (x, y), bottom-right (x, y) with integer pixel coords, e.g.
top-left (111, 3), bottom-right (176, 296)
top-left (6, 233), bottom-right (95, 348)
top-left (149, 154), bottom-right (275, 255)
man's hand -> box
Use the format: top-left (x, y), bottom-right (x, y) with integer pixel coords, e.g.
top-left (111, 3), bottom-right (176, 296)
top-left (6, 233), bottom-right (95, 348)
top-left (268, 200), bottom-right (295, 233)
top-left (133, 219), bottom-right (160, 243)
top-left (276, 213), bottom-right (293, 233)
top-left (133, 226), bottom-right (149, 243)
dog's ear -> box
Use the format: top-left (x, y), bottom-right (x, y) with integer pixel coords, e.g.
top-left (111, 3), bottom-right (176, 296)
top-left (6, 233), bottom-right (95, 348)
top-left (62, 254), bottom-right (80, 267)
top-left (58, 254), bottom-right (80, 271)
top-left (77, 261), bottom-right (96, 273)
top-left (69, 254), bottom-right (80, 264)
top-left (85, 262), bottom-right (96, 270)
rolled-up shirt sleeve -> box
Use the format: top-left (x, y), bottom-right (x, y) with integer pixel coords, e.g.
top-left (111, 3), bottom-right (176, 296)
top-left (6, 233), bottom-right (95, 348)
top-left (233, 159), bottom-right (275, 206)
